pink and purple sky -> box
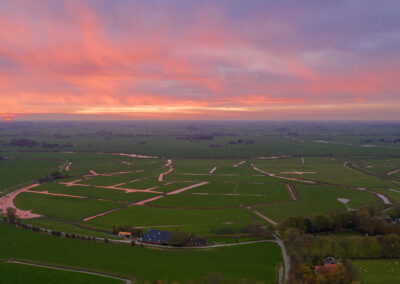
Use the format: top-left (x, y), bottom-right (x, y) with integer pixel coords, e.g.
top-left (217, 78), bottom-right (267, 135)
top-left (0, 0), bottom-right (399, 120)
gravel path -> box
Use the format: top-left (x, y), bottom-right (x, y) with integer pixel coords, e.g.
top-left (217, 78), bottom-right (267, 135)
top-left (274, 236), bottom-right (290, 284)
top-left (387, 169), bottom-right (400, 176)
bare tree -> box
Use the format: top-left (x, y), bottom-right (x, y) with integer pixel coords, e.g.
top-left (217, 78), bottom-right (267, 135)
top-left (6, 207), bottom-right (17, 223)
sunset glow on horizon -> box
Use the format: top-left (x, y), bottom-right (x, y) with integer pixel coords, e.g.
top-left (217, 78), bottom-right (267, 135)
top-left (0, 0), bottom-right (399, 120)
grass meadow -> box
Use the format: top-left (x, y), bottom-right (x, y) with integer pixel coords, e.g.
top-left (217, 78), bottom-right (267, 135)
top-left (0, 262), bottom-right (122, 284)
top-left (354, 259), bottom-right (400, 284)
top-left (0, 223), bottom-right (282, 282)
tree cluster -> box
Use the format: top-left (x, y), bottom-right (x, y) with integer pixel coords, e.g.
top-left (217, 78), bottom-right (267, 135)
top-left (290, 257), bottom-right (358, 284)
top-left (278, 206), bottom-right (400, 237)
top-left (38, 171), bottom-right (69, 183)
top-left (6, 138), bottom-right (38, 147)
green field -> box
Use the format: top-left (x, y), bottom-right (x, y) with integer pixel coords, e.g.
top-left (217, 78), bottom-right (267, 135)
top-left (256, 184), bottom-right (382, 222)
top-left (29, 183), bottom-right (157, 203)
top-left (0, 152), bottom-right (62, 194)
top-left (0, 223), bottom-right (282, 282)
top-left (355, 259), bottom-right (400, 284)
top-left (2, 121), bottom-right (400, 282)
top-left (87, 205), bottom-right (258, 234)
top-left (14, 192), bottom-right (121, 222)
top-left (0, 262), bottom-right (122, 284)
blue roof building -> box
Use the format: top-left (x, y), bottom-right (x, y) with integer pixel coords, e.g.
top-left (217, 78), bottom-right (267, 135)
top-left (141, 229), bottom-right (171, 245)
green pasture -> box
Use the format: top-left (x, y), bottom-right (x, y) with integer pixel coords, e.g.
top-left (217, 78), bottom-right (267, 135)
top-left (0, 223), bottom-right (282, 282)
top-left (60, 153), bottom-right (165, 177)
top-left (197, 182), bottom-right (289, 196)
top-left (29, 183), bottom-right (157, 203)
top-left (14, 192), bottom-right (121, 221)
top-left (256, 184), bottom-right (382, 222)
top-left (156, 181), bottom-right (198, 193)
top-left (24, 218), bottom-right (113, 237)
top-left (0, 262), bottom-right (122, 284)
top-left (79, 174), bottom-right (150, 187)
top-left (152, 193), bottom-right (269, 208)
top-left (252, 156), bottom-right (396, 188)
top-left (357, 158), bottom-right (400, 176)
top-left (166, 172), bottom-right (285, 184)
top-left (121, 178), bottom-right (163, 189)
top-left (355, 259), bottom-right (400, 284)
top-left (87, 206), bottom-right (258, 234)
top-left (0, 152), bottom-right (61, 193)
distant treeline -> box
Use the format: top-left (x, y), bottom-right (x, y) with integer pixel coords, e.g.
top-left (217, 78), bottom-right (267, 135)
top-left (278, 206), bottom-right (400, 237)
top-left (3, 138), bottom-right (73, 149)
top-left (360, 138), bottom-right (400, 144)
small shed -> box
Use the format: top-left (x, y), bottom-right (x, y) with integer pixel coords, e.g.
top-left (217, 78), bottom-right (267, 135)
top-left (118, 231), bottom-right (132, 238)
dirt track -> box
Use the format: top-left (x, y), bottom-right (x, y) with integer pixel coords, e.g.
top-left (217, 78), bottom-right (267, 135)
top-left (356, 188), bottom-right (391, 205)
top-left (0, 183), bottom-right (41, 219)
top-left (251, 164), bottom-right (315, 184)
top-left (159, 159), bottom-right (173, 181)
top-left (387, 169), bottom-right (400, 176)
top-left (167, 182), bottom-right (209, 195)
top-left (25, 190), bottom-right (85, 199)
top-left (83, 208), bottom-right (122, 222)
top-left (285, 184), bottom-right (296, 200)
top-left (233, 160), bottom-right (246, 167)
top-left (249, 208), bottom-right (277, 225)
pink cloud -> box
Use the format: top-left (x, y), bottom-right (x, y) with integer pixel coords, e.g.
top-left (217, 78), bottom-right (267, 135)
top-left (0, 1), bottom-right (399, 120)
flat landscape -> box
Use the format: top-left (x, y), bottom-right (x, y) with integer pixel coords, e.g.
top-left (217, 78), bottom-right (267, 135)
top-left (1, 121), bottom-right (400, 283)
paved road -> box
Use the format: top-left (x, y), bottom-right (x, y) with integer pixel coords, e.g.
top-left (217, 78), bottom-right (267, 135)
top-left (134, 239), bottom-right (274, 249)
top-left (7, 260), bottom-right (131, 284)
top-left (245, 208), bottom-right (290, 284)
top-left (273, 236), bottom-right (290, 284)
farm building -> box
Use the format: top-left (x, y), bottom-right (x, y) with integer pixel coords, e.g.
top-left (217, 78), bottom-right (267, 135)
top-left (140, 229), bottom-right (171, 245)
top-left (315, 263), bottom-right (340, 274)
